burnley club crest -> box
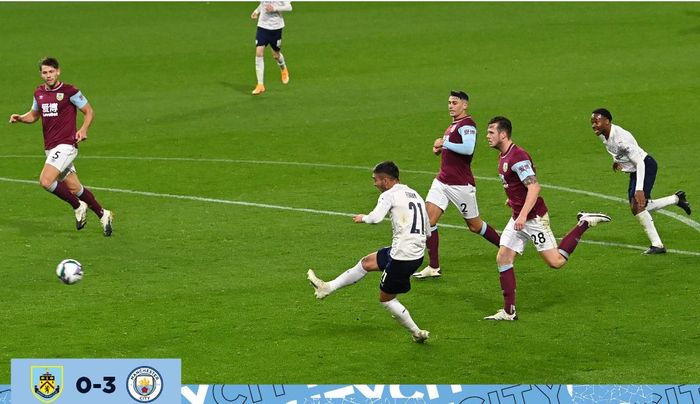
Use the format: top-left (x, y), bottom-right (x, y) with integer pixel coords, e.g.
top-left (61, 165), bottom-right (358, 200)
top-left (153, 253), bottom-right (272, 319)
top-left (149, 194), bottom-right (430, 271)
top-left (31, 366), bottom-right (63, 403)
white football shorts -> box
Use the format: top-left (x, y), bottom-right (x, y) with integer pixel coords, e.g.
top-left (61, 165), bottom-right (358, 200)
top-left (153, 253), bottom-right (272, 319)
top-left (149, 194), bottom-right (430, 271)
top-left (499, 213), bottom-right (557, 254)
top-left (425, 178), bottom-right (480, 219)
top-left (44, 144), bottom-right (77, 181)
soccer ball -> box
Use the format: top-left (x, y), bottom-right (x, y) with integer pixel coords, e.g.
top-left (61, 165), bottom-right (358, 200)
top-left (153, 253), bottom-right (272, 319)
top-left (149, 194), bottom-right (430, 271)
top-left (56, 259), bottom-right (83, 285)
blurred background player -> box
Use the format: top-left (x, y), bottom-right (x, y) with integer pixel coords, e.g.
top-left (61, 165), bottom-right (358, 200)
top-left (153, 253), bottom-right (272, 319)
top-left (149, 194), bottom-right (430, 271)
top-left (484, 116), bottom-right (610, 320)
top-left (9, 57), bottom-right (113, 236)
top-left (250, 1), bottom-right (292, 95)
top-left (590, 108), bottom-right (691, 255)
top-left (307, 161), bottom-right (431, 343)
top-left (413, 90), bottom-right (500, 279)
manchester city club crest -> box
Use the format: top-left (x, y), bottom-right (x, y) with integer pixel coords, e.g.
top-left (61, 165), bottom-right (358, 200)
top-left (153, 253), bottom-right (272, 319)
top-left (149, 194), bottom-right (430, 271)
top-left (56, 93), bottom-right (64, 101)
top-left (31, 366), bottom-right (63, 403)
top-left (127, 366), bottom-right (163, 402)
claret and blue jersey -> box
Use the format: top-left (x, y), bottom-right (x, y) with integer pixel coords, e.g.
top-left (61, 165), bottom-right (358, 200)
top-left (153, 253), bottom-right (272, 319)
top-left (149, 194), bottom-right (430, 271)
top-left (498, 143), bottom-right (548, 220)
top-left (31, 82), bottom-right (88, 150)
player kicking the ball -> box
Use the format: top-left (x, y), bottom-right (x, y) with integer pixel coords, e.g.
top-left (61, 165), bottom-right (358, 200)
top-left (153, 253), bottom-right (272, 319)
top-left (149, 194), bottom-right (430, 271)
top-left (307, 161), bottom-right (431, 343)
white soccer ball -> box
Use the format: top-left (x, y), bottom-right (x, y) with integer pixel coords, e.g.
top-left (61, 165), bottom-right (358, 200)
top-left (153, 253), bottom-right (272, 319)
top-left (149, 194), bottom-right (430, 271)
top-left (56, 259), bottom-right (83, 285)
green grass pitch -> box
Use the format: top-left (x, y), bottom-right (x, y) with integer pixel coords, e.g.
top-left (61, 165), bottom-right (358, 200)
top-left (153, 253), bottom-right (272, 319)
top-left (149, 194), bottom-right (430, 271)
top-left (1, 2), bottom-right (699, 384)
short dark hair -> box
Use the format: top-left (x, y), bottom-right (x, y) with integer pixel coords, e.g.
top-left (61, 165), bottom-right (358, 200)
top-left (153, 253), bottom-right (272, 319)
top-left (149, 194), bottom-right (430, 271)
top-left (592, 108), bottom-right (612, 122)
top-left (450, 90), bottom-right (469, 101)
top-left (488, 116), bottom-right (512, 138)
top-left (39, 57), bottom-right (59, 70)
top-left (373, 161), bottom-right (400, 180)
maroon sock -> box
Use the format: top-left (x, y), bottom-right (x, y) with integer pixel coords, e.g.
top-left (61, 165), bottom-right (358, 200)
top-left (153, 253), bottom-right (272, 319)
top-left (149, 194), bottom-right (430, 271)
top-left (481, 223), bottom-right (501, 247)
top-left (558, 222), bottom-right (590, 257)
top-left (427, 227), bottom-right (440, 268)
top-left (50, 181), bottom-right (80, 209)
top-left (77, 187), bottom-right (104, 217)
top-left (499, 266), bottom-right (516, 314)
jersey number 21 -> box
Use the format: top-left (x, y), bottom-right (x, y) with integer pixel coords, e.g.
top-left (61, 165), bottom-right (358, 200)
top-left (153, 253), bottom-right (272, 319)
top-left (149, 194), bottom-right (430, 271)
top-left (408, 202), bottom-right (425, 235)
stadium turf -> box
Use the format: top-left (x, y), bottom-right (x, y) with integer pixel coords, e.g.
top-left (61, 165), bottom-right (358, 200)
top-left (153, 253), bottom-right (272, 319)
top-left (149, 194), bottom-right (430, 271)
top-left (1, 2), bottom-right (698, 383)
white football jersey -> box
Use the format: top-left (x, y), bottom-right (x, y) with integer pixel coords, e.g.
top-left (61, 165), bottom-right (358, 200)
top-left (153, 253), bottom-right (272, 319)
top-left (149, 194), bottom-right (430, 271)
top-left (362, 184), bottom-right (429, 261)
top-left (598, 124), bottom-right (648, 173)
top-left (255, 1), bottom-right (292, 30)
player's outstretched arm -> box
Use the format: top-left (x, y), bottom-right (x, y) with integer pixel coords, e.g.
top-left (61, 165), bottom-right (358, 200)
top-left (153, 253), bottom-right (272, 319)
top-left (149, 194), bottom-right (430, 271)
top-left (360, 197), bottom-right (392, 224)
top-left (8, 110), bottom-right (39, 124)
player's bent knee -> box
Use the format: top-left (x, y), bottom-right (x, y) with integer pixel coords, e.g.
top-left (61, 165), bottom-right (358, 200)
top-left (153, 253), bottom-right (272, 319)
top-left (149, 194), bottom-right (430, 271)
top-left (629, 202), bottom-right (641, 215)
top-left (547, 257), bottom-right (566, 269)
top-left (467, 222), bottom-right (481, 233)
top-left (39, 178), bottom-right (54, 190)
top-left (495, 254), bottom-right (512, 267)
top-left (360, 255), bottom-right (377, 271)
top-left (379, 292), bottom-right (395, 303)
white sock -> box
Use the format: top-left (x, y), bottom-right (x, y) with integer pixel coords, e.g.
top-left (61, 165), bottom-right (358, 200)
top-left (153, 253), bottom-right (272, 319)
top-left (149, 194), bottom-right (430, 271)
top-left (327, 260), bottom-right (367, 292)
top-left (276, 53), bottom-right (286, 70)
top-left (636, 210), bottom-right (663, 247)
top-left (382, 298), bottom-right (420, 334)
top-left (255, 56), bottom-right (264, 84)
top-left (646, 195), bottom-right (678, 212)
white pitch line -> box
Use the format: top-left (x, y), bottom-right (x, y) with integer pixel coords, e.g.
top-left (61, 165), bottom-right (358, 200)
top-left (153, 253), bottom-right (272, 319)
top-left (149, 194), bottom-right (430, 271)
top-left (3, 154), bottom-right (698, 232)
top-left (0, 176), bottom-right (351, 218)
top-left (1, 176), bottom-right (698, 257)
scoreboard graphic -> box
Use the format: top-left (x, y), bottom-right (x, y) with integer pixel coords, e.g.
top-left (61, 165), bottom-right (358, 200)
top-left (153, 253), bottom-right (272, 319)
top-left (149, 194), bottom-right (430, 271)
top-left (4, 360), bottom-right (700, 403)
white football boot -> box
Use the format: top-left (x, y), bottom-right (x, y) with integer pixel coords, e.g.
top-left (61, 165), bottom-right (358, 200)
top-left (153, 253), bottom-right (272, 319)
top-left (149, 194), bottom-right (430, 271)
top-left (307, 269), bottom-right (331, 299)
top-left (412, 329), bottom-right (430, 343)
top-left (412, 266), bottom-right (441, 279)
top-left (576, 212), bottom-right (611, 227)
top-left (74, 201), bottom-right (88, 230)
top-left (100, 209), bottom-right (113, 237)
top-left (484, 309), bottom-right (518, 321)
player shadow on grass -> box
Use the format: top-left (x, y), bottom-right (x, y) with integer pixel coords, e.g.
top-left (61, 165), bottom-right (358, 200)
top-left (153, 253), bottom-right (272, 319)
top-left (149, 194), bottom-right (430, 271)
top-left (219, 81), bottom-right (257, 95)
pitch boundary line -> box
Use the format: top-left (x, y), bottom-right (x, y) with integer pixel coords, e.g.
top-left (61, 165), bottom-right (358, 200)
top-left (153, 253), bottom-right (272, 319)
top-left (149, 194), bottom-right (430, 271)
top-left (0, 176), bottom-right (698, 257)
top-left (2, 154), bottom-right (698, 232)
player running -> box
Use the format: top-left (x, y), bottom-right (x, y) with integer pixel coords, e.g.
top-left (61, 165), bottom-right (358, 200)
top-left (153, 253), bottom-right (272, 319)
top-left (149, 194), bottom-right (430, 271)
top-left (484, 116), bottom-right (610, 320)
top-left (590, 108), bottom-right (691, 254)
top-left (251, 1), bottom-right (292, 95)
top-left (9, 57), bottom-right (113, 236)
